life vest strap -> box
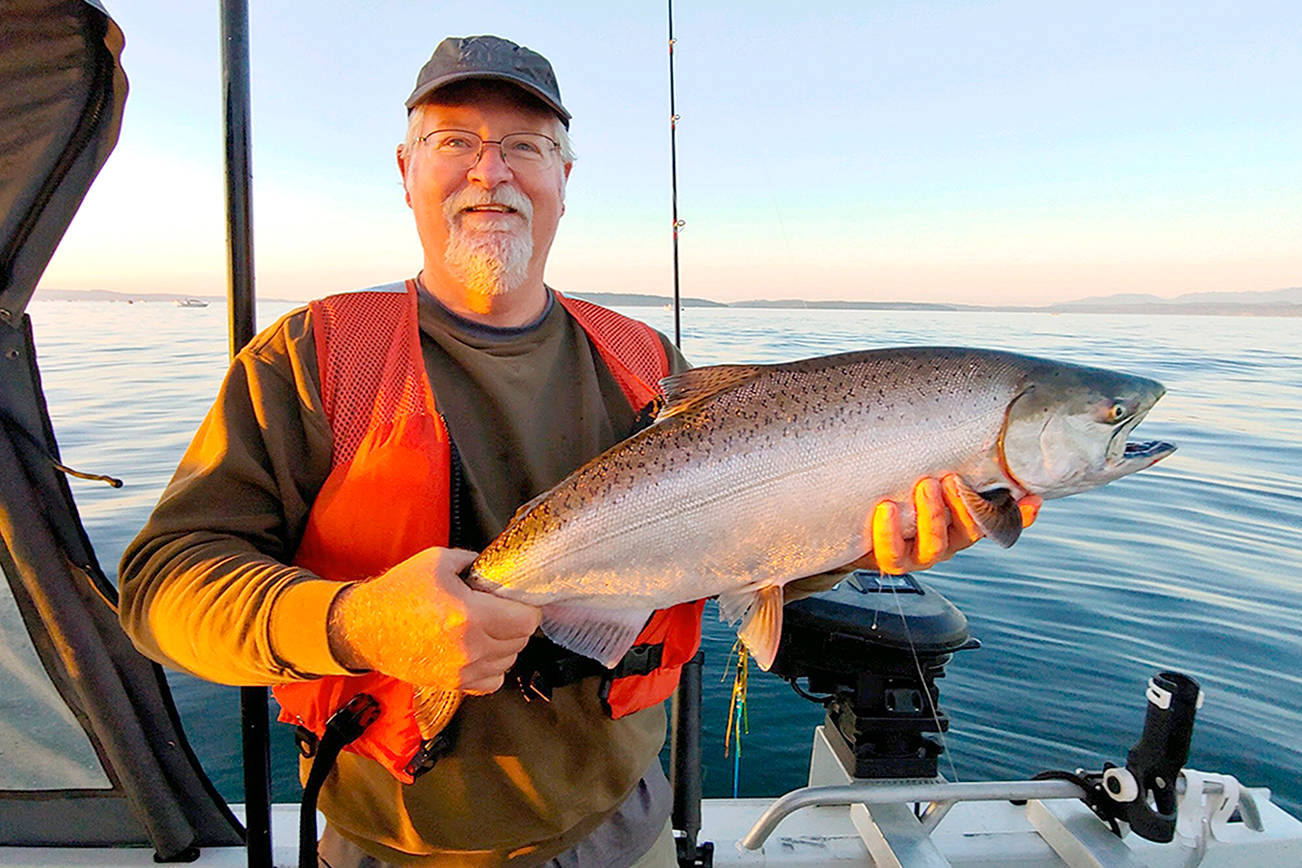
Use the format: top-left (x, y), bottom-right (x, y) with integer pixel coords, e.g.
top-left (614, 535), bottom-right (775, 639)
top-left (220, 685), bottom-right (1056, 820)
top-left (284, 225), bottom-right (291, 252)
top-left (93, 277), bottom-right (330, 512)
top-left (299, 694), bottom-right (381, 868)
top-left (510, 637), bottom-right (668, 701)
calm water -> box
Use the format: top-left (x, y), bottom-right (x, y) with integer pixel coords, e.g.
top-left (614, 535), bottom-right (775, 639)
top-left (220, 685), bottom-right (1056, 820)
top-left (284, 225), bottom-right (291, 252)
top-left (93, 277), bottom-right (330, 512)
top-left (27, 298), bottom-right (1302, 816)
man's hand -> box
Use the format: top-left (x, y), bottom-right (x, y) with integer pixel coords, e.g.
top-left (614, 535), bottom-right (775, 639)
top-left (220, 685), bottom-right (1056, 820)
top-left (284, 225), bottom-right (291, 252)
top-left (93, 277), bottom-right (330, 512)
top-left (858, 475), bottom-right (1042, 575)
top-left (327, 547), bottom-right (541, 694)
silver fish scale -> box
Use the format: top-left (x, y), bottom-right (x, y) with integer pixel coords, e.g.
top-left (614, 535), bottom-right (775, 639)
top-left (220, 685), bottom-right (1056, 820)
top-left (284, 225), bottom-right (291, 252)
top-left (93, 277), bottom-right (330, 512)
top-left (471, 348), bottom-right (1032, 608)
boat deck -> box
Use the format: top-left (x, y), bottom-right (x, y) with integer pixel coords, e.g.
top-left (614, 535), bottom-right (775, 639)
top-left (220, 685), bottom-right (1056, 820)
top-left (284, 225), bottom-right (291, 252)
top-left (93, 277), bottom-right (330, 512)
top-left (6, 792), bottom-right (1301, 868)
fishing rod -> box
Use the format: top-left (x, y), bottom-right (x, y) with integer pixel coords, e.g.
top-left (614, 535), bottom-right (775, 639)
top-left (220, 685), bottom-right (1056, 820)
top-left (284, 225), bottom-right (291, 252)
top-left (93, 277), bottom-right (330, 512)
top-left (219, 1), bottom-right (272, 866)
top-left (665, 8), bottom-right (713, 868)
top-left (668, 0), bottom-right (683, 348)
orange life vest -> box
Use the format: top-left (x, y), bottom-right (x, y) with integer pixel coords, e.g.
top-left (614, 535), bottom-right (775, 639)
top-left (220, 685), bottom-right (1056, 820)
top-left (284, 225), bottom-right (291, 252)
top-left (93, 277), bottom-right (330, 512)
top-left (273, 280), bottom-right (705, 783)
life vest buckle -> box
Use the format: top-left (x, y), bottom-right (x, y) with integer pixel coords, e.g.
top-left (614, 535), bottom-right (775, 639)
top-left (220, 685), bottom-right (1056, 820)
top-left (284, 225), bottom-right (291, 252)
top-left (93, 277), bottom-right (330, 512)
top-left (294, 694), bottom-right (381, 761)
top-left (295, 725), bottom-right (318, 758)
top-left (403, 717), bottom-right (459, 779)
top-left (613, 642), bottom-right (664, 678)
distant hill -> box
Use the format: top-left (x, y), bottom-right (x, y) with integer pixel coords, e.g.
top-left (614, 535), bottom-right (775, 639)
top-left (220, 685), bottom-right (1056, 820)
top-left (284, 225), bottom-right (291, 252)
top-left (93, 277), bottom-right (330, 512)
top-left (567, 292), bottom-right (725, 308)
top-left (728, 299), bottom-right (970, 311)
top-left (38, 289), bottom-right (297, 304)
top-left (1054, 286), bottom-right (1302, 308)
top-left (34, 286), bottom-right (1302, 316)
top-left (38, 289), bottom-right (197, 302)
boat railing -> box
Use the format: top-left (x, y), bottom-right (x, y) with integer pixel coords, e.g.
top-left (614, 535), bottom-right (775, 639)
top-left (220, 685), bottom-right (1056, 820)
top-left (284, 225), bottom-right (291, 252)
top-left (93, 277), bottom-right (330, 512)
top-left (739, 766), bottom-right (1268, 868)
top-left (739, 778), bottom-right (1086, 849)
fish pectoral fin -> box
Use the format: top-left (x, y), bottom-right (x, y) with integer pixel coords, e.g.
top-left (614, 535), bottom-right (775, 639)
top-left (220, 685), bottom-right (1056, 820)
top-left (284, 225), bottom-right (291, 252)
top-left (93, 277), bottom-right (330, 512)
top-left (656, 364), bottom-right (765, 420)
top-left (952, 477), bottom-right (1023, 548)
top-left (716, 587), bottom-right (757, 625)
top-left (731, 585), bottom-right (784, 672)
top-left (540, 604), bottom-right (654, 669)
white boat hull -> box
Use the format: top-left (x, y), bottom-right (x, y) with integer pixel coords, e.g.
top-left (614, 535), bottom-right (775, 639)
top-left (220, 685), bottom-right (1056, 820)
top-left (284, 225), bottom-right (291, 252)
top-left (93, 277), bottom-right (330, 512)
top-left (4, 728), bottom-right (1300, 867)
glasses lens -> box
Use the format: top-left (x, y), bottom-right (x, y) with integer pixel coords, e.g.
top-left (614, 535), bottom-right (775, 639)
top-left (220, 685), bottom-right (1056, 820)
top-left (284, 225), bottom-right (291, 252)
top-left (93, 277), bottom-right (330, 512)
top-left (425, 131), bottom-right (482, 165)
top-left (500, 133), bottom-right (556, 168)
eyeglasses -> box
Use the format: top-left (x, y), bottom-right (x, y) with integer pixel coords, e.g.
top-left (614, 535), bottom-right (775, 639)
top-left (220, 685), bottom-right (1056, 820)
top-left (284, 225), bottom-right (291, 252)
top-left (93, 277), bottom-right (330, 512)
top-left (416, 129), bottom-right (562, 173)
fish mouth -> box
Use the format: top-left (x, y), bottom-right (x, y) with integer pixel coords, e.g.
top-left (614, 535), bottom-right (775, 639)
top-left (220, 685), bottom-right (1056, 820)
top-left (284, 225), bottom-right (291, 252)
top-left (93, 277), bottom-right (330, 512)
top-left (1106, 409), bottom-right (1176, 475)
top-left (1123, 439), bottom-right (1174, 461)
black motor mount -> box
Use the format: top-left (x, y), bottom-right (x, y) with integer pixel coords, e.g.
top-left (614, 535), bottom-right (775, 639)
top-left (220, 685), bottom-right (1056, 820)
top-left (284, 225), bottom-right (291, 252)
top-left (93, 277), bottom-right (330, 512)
top-left (769, 570), bottom-right (979, 779)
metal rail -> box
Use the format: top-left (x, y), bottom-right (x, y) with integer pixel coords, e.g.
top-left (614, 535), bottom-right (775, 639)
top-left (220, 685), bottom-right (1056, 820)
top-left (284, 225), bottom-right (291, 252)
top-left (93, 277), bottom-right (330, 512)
top-left (739, 779), bottom-right (1087, 849)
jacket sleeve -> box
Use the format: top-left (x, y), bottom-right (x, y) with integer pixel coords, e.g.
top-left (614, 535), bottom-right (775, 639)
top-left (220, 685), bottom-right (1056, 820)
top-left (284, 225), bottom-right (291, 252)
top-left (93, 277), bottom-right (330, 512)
top-left (117, 308), bottom-right (352, 685)
top-left (658, 332), bottom-right (691, 376)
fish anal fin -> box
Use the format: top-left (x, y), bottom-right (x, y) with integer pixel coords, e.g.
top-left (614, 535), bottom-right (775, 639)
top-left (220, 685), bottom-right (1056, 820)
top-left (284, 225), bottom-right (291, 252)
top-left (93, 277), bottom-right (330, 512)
top-left (952, 477), bottom-right (1023, 548)
top-left (736, 585), bottom-right (784, 672)
top-left (540, 603), bottom-right (653, 668)
top-left (656, 365), bottom-right (764, 420)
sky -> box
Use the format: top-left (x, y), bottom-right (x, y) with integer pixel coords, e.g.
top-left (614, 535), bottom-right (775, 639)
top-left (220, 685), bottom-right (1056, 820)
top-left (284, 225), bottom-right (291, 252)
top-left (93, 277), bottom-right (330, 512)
top-left (40, 0), bottom-right (1302, 305)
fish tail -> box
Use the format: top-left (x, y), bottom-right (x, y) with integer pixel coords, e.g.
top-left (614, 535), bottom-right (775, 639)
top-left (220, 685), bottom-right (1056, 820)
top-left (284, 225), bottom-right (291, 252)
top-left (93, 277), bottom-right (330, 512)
top-left (412, 686), bottom-right (462, 740)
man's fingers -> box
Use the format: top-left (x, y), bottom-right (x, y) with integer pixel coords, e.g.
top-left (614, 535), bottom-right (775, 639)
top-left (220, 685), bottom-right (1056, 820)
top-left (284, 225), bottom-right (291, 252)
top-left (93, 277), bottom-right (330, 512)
top-left (871, 500), bottom-right (911, 574)
top-left (913, 478), bottom-right (950, 567)
top-left (442, 547), bottom-right (479, 574)
top-left (940, 474), bottom-right (983, 544)
top-left (462, 637), bottom-right (539, 694)
top-left (466, 630), bottom-right (531, 660)
top-left (462, 672), bottom-right (507, 696)
top-left (474, 592), bottom-right (542, 640)
top-left (1018, 494), bottom-right (1043, 528)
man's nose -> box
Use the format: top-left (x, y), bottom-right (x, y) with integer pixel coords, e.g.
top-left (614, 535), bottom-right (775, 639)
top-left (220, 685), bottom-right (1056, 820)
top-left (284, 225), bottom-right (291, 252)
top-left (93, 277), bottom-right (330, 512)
top-left (466, 142), bottom-right (514, 186)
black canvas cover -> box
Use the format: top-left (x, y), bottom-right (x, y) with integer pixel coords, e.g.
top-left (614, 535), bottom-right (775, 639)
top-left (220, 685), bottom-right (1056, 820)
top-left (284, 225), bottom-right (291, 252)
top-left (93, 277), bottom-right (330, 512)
top-left (0, 0), bottom-right (243, 856)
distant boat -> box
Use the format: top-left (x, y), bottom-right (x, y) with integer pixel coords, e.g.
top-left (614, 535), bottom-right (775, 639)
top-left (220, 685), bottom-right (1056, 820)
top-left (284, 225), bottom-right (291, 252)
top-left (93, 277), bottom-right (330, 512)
top-left (175, 297), bottom-right (209, 307)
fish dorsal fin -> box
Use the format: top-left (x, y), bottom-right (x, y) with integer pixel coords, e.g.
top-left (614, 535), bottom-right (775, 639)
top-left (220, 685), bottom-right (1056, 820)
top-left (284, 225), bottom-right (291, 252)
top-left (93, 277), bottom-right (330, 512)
top-left (718, 585), bottom-right (785, 671)
top-left (656, 364), bottom-right (765, 421)
top-left (951, 476), bottom-right (1023, 548)
top-left (508, 488), bottom-right (550, 524)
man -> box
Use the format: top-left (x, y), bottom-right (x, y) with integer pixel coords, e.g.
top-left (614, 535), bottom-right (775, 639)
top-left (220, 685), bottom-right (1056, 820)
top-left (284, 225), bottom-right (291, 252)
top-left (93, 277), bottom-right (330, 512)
top-left (119, 36), bottom-right (1037, 867)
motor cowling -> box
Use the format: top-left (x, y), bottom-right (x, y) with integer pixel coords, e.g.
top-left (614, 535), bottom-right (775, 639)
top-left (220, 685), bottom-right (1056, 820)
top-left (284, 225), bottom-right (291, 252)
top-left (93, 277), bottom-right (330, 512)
top-left (770, 570), bottom-right (979, 779)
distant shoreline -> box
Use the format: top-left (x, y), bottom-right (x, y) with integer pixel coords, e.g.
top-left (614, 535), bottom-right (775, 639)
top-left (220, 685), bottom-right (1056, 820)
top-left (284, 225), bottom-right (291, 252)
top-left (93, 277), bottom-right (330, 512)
top-left (33, 288), bottom-right (1302, 317)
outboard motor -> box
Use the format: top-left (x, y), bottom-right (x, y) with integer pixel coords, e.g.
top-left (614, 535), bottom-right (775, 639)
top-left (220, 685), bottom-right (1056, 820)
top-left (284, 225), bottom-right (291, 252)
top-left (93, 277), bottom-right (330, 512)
top-left (769, 569), bottom-right (979, 779)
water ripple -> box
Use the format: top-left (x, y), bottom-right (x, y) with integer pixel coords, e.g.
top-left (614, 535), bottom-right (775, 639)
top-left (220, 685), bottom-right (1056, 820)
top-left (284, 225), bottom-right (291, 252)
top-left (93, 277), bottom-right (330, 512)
top-left (27, 301), bottom-right (1302, 815)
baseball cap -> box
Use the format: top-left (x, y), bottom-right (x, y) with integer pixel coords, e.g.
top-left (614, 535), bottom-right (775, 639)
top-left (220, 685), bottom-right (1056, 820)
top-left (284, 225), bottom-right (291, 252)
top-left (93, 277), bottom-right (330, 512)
top-left (406, 35), bottom-right (571, 127)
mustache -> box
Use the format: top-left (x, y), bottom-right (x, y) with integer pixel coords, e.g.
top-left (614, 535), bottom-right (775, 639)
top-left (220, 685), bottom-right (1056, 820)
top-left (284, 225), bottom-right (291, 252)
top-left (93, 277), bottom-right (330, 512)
top-left (442, 186), bottom-right (534, 223)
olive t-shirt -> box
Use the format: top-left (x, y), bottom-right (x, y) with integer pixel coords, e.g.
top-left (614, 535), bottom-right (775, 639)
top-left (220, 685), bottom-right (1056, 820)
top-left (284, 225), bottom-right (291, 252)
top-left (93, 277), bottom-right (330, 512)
top-left (118, 285), bottom-right (688, 865)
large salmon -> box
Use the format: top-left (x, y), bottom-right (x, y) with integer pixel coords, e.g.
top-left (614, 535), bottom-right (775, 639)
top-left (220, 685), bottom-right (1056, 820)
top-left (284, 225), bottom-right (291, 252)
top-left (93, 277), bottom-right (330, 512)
top-left (414, 347), bottom-right (1174, 737)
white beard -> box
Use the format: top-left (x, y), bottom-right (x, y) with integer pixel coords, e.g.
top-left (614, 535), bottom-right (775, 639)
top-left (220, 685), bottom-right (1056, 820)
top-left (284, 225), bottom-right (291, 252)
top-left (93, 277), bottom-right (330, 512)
top-left (442, 186), bottom-right (535, 298)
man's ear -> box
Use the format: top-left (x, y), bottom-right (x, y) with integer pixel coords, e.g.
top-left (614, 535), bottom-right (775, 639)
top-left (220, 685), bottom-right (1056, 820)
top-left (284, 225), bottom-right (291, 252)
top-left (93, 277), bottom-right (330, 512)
top-left (396, 144), bottom-right (412, 207)
top-left (560, 161), bottom-right (572, 214)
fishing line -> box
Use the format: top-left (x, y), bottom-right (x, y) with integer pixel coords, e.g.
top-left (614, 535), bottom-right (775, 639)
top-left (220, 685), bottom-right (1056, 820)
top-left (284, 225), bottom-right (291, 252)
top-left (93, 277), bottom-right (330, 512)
top-left (889, 578), bottom-right (962, 784)
top-left (722, 638), bottom-right (749, 798)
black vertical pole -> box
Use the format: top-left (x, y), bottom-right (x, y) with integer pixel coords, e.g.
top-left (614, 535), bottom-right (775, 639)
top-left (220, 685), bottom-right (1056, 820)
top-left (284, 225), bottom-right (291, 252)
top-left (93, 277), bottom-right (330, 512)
top-left (219, 2), bottom-right (271, 867)
top-left (667, 3), bottom-right (706, 864)
top-left (667, 0), bottom-right (683, 349)
top-left (670, 652), bottom-right (705, 864)
top-left (222, 0), bottom-right (257, 356)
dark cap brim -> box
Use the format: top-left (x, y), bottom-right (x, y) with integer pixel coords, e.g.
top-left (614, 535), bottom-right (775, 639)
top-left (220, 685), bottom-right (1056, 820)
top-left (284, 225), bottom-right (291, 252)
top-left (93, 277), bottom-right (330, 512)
top-left (405, 71), bottom-right (571, 126)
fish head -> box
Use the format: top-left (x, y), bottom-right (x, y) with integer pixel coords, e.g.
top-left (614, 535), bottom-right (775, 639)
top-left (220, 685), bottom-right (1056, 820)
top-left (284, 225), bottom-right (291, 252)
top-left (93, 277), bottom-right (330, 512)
top-left (999, 361), bottom-right (1175, 499)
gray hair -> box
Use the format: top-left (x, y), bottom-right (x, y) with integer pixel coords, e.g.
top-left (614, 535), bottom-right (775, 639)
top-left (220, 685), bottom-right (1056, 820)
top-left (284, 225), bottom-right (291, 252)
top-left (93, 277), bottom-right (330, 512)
top-left (402, 102), bottom-right (575, 165)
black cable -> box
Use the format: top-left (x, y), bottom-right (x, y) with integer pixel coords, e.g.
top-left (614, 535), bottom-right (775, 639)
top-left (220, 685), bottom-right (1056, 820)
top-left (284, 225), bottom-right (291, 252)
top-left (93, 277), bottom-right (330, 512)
top-left (299, 695), bottom-right (380, 868)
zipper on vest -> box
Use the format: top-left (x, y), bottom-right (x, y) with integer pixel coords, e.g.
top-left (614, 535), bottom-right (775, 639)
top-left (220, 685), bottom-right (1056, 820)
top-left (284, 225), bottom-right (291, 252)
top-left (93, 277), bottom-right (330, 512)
top-left (447, 430), bottom-right (467, 549)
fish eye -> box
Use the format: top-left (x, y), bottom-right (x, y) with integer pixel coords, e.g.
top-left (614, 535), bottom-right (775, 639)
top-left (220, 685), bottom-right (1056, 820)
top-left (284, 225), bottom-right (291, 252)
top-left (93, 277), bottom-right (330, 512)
top-left (1104, 402), bottom-right (1129, 423)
